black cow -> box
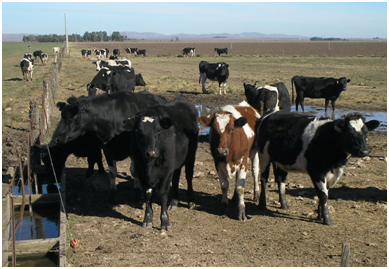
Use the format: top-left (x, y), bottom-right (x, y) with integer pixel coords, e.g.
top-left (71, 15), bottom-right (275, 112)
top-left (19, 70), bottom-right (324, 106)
top-left (41, 91), bottom-right (167, 202)
top-left (33, 50), bottom-right (43, 61)
top-left (256, 111), bottom-right (379, 225)
top-left (214, 48), bottom-right (228, 56)
top-left (20, 58), bottom-right (34, 81)
top-left (199, 61), bottom-right (229, 94)
top-left (291, 76), bottom-right (351, 112)
top-left (123, 95), bottom-right (198, 231)
top-left (113, 49), bottom-right (121, 57)
top-left (105, 48), bottom-right (110, 58)
top-left (244, 82), bottom-right (291, 115)
top-left (137, 49), bottom-right (146, 56)
top-left (181, 47), bottom-right (195, 57)
top-left (135, 73), bottom-right (147, 86)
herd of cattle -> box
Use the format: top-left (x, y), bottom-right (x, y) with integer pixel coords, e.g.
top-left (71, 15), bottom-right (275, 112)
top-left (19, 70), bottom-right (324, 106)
top-left (20, 47), bottom-right (60, 81)
top-left (32, 47), bottom-right (379, 232)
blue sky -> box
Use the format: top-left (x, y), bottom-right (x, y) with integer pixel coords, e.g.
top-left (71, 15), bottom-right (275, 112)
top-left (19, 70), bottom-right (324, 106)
top-left (2, 2), bottom-right (387, 38)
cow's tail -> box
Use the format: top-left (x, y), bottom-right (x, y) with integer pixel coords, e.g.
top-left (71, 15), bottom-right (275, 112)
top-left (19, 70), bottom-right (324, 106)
top-left (291, 77), bottom-right (295, 104)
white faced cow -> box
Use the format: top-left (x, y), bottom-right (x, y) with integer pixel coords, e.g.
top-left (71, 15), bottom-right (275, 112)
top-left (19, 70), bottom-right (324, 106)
top-left (20, 58), bottom-right (34, 81)
top-left (199, 101), bottom-right (261, 220)
top-left (256, 111), bottom-right (379, 225)
top-left (52, 47), bottom-right (60, 55)
top-left (199, 61), bottom-right (230, 95)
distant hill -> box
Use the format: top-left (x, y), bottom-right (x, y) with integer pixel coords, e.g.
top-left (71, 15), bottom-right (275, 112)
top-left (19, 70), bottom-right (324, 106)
top-left (2, 32), bottom-right (308, 42)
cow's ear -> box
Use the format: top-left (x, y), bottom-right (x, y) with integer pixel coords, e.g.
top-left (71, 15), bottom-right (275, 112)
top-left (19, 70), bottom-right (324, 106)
top-left (334, 119), bottom-right (345, 133)
top-left (234, 117), bottom-right (248, 128)
top-left (365, 120), bottom-right (380, 131)
top-left (160, 117), bottom-right (173, 129)
top-left (56, 102), bottom-right (68, 111)
top-left (347, 79), bottom-right (351, 83)
top-left (123, 118), bottom-right (136, 132)
top-left (198, 116), bottom-right (212, 127)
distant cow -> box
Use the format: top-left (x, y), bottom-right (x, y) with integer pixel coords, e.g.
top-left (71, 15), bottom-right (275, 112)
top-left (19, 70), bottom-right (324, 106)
top-left (291, 76), bottom-right (351, 112)
top-left (199, 61), bottom-right (229, 94)
top-left (81, 49), bottom-right (91, 59)
top-left (52, 47), bottom-right (60, 54)
top-left (199, 101), bottom-right (260, 220)
top-left (256, 111), bottom-right (379, 225)
top-left (44, 91), bottom-right (167, 202)
top-left (113, 49), bottom-right (121, 57)
top-left (214, 48), bottom-right (228, 56)
top-left (182, 47), bottom-right (195, 57)
top-left (125, 47), bottom-right (138, 54)
top-left (20, 58), bottom-right (34, 81)
top-left (24, 53), bottom-right (33, 60)
top-left (40, 53), bottom-right (48, 66)
top-left (33, 50), bottom-right (43, 61)
top-left (123, 95), bottom-right (199, 231)
top-left (137, 49), bottom-right (146, 56)
top-left (244, 82), bottom-right (291, 115)
top-left (94, 49), bottom-right (106, 60)
top-left (115, 59), bottom-right (131, 68)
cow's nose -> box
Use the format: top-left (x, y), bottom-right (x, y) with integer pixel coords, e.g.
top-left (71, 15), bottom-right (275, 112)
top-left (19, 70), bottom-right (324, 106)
top-left (146, 150), bottom-right (158, 158)
top-left (217, 147), bottom-right (228, 156)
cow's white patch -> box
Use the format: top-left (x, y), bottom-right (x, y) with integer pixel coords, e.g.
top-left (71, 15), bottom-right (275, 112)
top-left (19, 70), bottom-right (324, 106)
top-left (350, 119), bottom-right (364, 133)
top-left (142, 116), bottom-right (154, 123)
top-left (326, 167), bottom-right (343, 188)
top-left (221, 103), bottom-right (255, 139)
top-left (215, 113), bottom-right (230, 133)
top-left (146, 188), bottom-right (153, 194)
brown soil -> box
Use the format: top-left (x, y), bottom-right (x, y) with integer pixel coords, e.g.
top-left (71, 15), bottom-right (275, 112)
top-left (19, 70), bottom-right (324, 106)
top-left (63, 92), bottom-right (387, 267)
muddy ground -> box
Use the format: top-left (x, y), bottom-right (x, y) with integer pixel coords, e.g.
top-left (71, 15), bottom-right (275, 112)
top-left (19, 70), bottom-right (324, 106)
top-left (61, 92), bottom-right (387, 267)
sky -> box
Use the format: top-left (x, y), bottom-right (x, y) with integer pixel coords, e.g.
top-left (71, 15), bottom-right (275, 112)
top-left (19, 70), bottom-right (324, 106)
top-left (2, 1), bottom-right (387, 39)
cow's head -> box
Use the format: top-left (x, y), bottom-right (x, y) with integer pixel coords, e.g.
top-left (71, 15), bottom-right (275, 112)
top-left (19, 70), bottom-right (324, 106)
top-left (123, 111), bottom-right (174, 159)
top-left (337, 77), bottom-right (351, 91)
top-left (334, 113), bottom-right (379, 157)
top-left (136, 73), bottom-right (147, 86)
top-left (199, 112), bottom-right (247, 157)
top-left (216, 62), bottom-right (229, 76)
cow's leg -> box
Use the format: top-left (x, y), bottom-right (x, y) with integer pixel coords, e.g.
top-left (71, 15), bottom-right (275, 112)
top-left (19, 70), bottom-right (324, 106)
top-left (311, 176), bottom-right (333, 225)
top-left (222, 82), bottom-right (227, 95)
top-left (200, 73), bottom-right (208, 94)
top-left (169, 168), bottom-right (182, 211)
top-left (160, 173), bottom-right (173, 231)
top-left (259, 149), bottom-right (271, 210)
top-left (275, 166), bottom-right (289, 209)
top-left (30, 70), bottom-right (33, 81)
top-left (331, 100), bottom-right (336, 111)
top-left (142, 188), bottom-right (154, 228)
top-left (95, 149), bottom-right (105, 175)
top-left (324, 99), bottom-right (330, 112)
top-left (217, 165), bottom-right (229, 215)
top-left (103, 147), bottom-right (117, 203)
top-left (250, 148), bottom-right (260, 201)
top-left (234, 169), bottom-right (247, 221)
top-left (184, 144), bottom-right (197, 209)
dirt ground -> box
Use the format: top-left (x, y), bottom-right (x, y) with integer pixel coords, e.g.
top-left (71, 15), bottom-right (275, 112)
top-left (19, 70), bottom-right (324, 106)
top-left (60, 92), bottom-right (387, 267)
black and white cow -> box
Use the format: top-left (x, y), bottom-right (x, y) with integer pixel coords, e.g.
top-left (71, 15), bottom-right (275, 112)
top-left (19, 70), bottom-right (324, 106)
top-left (20, 58), bottom-right (34, 81)
top-left (87, 66), bottom-right (137, 96)
top-left (81, 49), bottom-right (92, 59)
top-left (105, 48), bottom-right (110, 58)
top-left (115, 59), bottom-right (131, 68)
top-left (123, 95), bottom-right (198, 231)
top-left (182, 47), bottom-right (195, 57)
top-left (199, 61), bottom-right (229, 94)
top-left (94, 49), bottom-right (106, 60)
top-left (33, 50), bottom-right (43, 61)
top-left (214, 48), bottom-right (228, 56)
top-left (24, 53), bottom-right (33, 60)
top-left (291, 76), bottom-right (351, 112)
top-left (125, 48), bottom-right (138, 54)
top-left (113, 49), bottom-right (121, 57)
top-left (255, 111), bottom-right (379, 225)
top-left (41, 91), bottom-right (167, 202)
top-left (40, 53), bottom-right (48, 66)
top-left (244, 82), bottom-right (291, 115)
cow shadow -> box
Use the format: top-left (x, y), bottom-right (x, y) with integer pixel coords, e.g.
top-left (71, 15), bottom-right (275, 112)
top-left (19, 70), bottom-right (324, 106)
top-left (4, 78), bottom-right (23, 81)
top-left (167, 90), bottom-right (203, 95)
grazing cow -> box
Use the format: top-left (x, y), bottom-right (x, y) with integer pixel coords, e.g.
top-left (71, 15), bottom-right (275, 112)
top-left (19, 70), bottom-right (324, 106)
top-left (199, 61), bottom-right (230, 94)
top-left (214, 48), bottom-right (228, 56)
top-left (244, 82), bottom-right (291, 115)
top-left (113, 49), bottom-right (121, 57)
top-left (291, 76), bottom-right (351, 112)
top-left (40, 53), bottom-right (48, 66)
top-left (52, 47), bottom-right (60, 54)
top-left (20, 58), bottom-right (34, 81)
top-left (198, 101), bottom-right (260, 220)
top-left (24, 53), bottom-right (33, 60)
top-left (94, 59), bottom-right (118, 71)
top-left (33, 50), bottom-right (43, 61)
top-left (125, 47), bottom-right (138, 54)
top-left (43, 91), bottom-right (167, 202)
top-left (182, 47), bottom-right (195, 57)
top-left (256, 111), bottom-right (379, 225)
top-left (123, 96), bottom-right (199, 231)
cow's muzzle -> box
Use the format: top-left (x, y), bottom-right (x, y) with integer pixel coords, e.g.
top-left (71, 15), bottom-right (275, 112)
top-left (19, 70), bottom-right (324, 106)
top-left (146, 150), bottom-right (158, 158)
top-left (217, 147), bottom-right (229, 156)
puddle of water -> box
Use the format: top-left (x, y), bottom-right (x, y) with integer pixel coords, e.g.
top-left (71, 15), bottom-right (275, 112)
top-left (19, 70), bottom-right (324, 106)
top-left (11, 206), bottom-right (60, 240)
top-left (12, 183), bottom-right (61, 196)
top-left (9, 252), bottom-right (58, 267)
top-left (197, 105), bottom-right (387, 135)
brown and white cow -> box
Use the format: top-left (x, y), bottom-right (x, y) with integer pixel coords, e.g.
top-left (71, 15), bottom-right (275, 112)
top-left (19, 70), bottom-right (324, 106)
top-left (199, 101), bottom-right (261, 220)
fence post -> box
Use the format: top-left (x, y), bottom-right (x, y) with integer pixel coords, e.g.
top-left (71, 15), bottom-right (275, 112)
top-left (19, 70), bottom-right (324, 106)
top-left (29, 100), bottom-right (40, 145)
top-left (341, 242), bottom-right (350, 266)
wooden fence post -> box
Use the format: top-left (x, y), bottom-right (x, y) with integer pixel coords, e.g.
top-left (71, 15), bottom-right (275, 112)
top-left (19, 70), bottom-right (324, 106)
top-left (341, 242), bottom-right (350, 266)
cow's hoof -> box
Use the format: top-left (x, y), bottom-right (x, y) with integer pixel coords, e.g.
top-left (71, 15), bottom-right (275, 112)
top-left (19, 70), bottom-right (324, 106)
top-left (142, 222), bottom-right (152, 228)
top-left (161, 225), bottom-right (171, 232)
top-left (169, 199), bottom-right (179, 211)
top-left (238, 212), bottom-right (247, 221)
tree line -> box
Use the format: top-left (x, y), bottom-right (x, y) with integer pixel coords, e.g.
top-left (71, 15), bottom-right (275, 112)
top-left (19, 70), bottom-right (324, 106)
top-left (310, 37), bottom-right (348, 41)
top-left (23, 31), bottom-right (127, 43)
